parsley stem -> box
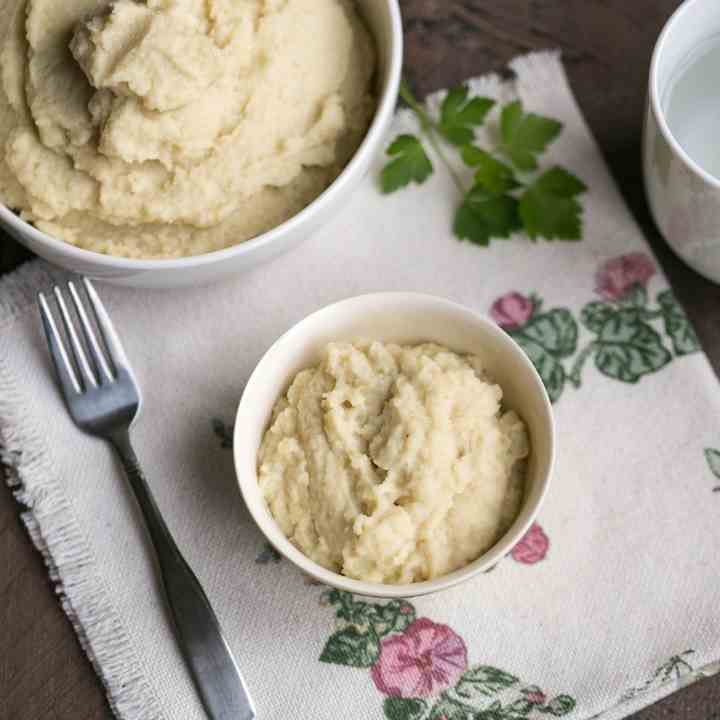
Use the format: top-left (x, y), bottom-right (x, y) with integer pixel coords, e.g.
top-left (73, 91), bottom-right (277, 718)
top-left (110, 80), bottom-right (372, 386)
top-left (425, 132), bottom-right (467, 196)
top-left (399, 79), bottom-right (468, 197)
top-left (399, 80), bottom-right (435, 130)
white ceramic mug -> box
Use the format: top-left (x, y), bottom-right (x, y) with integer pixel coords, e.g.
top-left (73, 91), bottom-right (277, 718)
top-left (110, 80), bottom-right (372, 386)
top-left (644, 0), bottom-right (720, 283)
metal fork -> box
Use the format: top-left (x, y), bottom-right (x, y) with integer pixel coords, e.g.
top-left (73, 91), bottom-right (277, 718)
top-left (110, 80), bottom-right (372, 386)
top-left (38, 278), bottom-right (255, 720)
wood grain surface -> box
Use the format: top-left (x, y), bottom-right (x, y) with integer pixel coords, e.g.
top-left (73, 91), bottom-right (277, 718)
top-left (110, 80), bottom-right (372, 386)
top-left (2, 1), bottom-right (720, 718)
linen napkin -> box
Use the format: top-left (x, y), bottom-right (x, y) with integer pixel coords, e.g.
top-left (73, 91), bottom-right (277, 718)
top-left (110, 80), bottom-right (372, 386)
top-left (2, 52), bottom-right (720, 720)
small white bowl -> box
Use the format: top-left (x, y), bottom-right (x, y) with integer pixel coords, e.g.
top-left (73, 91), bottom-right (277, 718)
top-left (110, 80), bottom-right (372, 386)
top-left (234, 293), bottom-right (555, 598)
top-left (2, 0), bottom-right (402, 289)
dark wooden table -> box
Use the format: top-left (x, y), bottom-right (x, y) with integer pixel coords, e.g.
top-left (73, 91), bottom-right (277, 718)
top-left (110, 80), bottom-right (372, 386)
top-left (2, 1), bottom-right (720, 718)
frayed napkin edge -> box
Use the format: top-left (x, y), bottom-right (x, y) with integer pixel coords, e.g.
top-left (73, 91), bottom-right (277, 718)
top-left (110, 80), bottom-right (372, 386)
top-left (0, 261), bottom-right (166, 720)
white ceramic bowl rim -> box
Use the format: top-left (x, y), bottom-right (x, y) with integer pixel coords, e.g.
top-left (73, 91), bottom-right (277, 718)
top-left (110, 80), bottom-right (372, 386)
top-left (233, 292), bottom-right (555, 598)
top-left (649, 0), bottom-right (720, 190)
top-left (0, 0), bottom-right (403, 270)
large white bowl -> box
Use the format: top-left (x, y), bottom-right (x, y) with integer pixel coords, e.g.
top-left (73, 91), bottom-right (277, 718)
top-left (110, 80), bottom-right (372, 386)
top-left (1, 1), bottom-right (403, 288)
top-left (233, 293), bottom-right (555, 598)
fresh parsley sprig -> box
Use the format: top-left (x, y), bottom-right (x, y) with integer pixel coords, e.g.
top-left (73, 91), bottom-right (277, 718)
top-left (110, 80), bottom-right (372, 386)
top-left (381, 81), bottom-right (587, 246)
top-left (380, 135), bottom-right (432, 193)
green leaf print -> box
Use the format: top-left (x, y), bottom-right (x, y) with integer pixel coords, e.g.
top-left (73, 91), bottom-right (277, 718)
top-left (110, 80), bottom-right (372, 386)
top-left (324, 590), bottom-right (372, 625)
top-left (428, 697), bottom-right (474, 720)
top-left (593, 309), bottom-right (671, 382)
top-left (617, 282), bottom-right (648, 309)
top-left (508, 308), bottom-right (578, 403)
top-left (620, 651), bottom-right (696, 702)
top-left (507, 698), bottom-right (535, 716)
top-left (657, 289), bottom-right (701, 356)
top-left (473, 699), bottom-right (505, 719)
top-left (211, 418), bottom-right (233, 449)
top-left (518, 309), bottom-right (578, 357)
top-left (492, 257), bottom-right (698, 397)
top-left (705, 448), bottom-right (720, 480)
top-left (454, 665), bottom-right (519, 702)
top-left (323, 590), bottom-right (415, 638)
top-left (320, 592), bottom-right (579, 720)
top-left (255, 542), bottom-right (282, 564)
top-left (580, 301), bottom-right (615, 334)
top-left (510, 335), bottom-right (566, 403)
top-left (384, 697), bottom-right (428, 720)
top-left (362, 599), bottom-right (417, 637)
top-left (540, 695), bottom-right (576, 716)
top-left (319, 626), bottom-right (380, 668)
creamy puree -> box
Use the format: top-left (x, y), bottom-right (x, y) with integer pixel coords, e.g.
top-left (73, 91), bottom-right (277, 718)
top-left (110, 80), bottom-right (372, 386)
top-left (0, 0), bottom-right (375, 258)
top-left (258, 342), bottom-right (529, 584)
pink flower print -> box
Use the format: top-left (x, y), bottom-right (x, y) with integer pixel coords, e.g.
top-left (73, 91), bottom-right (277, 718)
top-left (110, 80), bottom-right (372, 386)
top-left (370, 618), bottom-right (468, 698)
top-left (491, 292), bottom-right (534, 329)
top-left (523, 686), bottom-right (547, 705)
top-left (595, 252), bottom-right (656, 302)
top-left (511, 523), bottom-right (549, 564)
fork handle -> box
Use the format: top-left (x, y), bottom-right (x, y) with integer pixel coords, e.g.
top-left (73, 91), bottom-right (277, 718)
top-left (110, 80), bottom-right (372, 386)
top-left (110, 430), bottom-right (255, 720)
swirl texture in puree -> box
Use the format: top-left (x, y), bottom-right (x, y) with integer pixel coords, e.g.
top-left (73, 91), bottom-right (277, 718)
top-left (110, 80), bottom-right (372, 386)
top-left (258, 342), bottom-right (529, 584)
top-left (0, 0), bottom-right (376, 257)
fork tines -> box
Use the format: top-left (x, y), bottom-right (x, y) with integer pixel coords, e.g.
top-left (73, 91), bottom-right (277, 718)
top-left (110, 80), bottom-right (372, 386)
top-left (38, 278), bottom-right (125, 397)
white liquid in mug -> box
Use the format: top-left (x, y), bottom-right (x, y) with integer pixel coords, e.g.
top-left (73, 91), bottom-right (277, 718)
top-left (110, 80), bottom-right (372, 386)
top-left (664, 39), bottom-right (720, 179)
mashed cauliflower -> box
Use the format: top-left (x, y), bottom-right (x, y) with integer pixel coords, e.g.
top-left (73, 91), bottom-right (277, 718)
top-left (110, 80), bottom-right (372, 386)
top-left (258, 342), bottom-right (529, 584)
top-left (0, 0), bottom-right (375, 258)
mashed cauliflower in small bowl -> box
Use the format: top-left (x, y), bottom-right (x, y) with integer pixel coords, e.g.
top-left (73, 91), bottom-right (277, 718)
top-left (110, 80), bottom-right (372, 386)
top-left (234, 293), bottom-right (554, 598)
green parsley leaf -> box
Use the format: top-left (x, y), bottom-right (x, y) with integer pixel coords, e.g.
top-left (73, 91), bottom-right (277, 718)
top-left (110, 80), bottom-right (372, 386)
top-left (454, 186), bottom-right (520, 246)
top-left (380, 134), bottom-right (433, 193)
top-left (500, 100), bottom-right (562, 171)
top-left (461, 146), bottom-right (520, 194)
top-left (378, 85), bottom-right (585, 247)
top-left (519, 166), bottom-right (587, 241)
top-left (439, 86), bottom-right (494, 146)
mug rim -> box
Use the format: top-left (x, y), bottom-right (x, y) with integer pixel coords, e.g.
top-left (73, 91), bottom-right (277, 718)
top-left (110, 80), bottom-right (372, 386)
top-left (649, 0), bottom-right (720, 190)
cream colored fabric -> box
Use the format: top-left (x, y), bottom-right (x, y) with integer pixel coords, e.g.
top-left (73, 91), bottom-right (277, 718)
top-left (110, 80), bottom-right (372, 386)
top-left (1, 53), bottom-right (719, 720)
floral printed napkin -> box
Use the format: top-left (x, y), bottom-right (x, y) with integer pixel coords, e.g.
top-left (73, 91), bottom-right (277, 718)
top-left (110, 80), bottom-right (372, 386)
top-left (2, 52), bottom-right (720, 720)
